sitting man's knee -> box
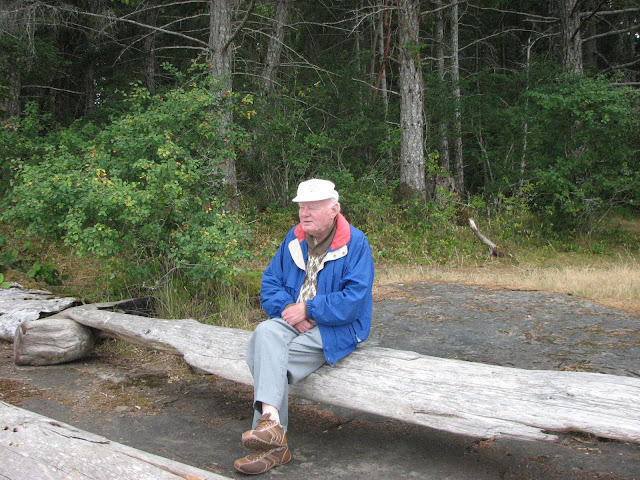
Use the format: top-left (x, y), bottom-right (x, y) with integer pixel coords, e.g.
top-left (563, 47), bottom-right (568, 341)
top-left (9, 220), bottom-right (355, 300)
top-left (253, 318), bottom-right (284, 339)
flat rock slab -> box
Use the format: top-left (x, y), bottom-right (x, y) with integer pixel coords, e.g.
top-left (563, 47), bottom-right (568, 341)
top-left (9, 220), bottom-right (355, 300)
top-left (0, 286), bottom-right (80, 341)
top-left (371, 282), bottom-right (640, 377)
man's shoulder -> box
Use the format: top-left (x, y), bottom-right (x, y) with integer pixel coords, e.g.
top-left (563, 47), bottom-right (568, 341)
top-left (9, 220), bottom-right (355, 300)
top-left (347, 224), bottom-right (369, 244)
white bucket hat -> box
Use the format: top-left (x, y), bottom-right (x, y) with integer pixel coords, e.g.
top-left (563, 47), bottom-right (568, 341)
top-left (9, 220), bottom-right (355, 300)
top-left (292, 179), bottom-right (339, 202)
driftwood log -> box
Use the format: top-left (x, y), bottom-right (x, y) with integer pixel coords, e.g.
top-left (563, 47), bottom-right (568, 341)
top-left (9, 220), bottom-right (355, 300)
top-left (0, 286), bottom-right (79, 341)
top-left (12, 298), bottom-right (153, 366)
top-left (0, 402), bottom-right (229, 480)
top-left (468, 217), bottom-right (505, 257)
top-left (13, 318), bottom-right (95, 366)
top-left (56, 307), bottom-right (640, 444)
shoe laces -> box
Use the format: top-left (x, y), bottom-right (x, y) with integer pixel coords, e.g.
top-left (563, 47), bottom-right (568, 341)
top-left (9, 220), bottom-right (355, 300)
top-left (245, 449), bottom-right (270, 461)
top-left (256, 414), bottom-right (276, 429)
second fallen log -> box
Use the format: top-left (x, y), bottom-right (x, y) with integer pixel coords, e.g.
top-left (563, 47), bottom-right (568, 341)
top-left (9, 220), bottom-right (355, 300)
top-left (13, 318), bottom-right (96, 366)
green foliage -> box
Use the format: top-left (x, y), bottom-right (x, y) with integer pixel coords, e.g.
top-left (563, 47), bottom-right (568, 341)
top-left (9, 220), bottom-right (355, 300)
top-left (0, 235), bottom-right (20, 272)
top-left (458, 62), bottom-right (562, 197)
top-left (352, 187), bottom-right (479, 265)
top-left (525, 75), bottom-right (640, 231)
top-left (0, 103), bottom-right (52, 196)
top-left (26, 259), bottom-right (62, 286)
top-left (0, 273), bottom-right (10, 288)
top-left (480, 185), bottom-right (540, 245)
top-left (239, 51), bottom-right (398, 208)
top-left (0, 232), bottom-right (65, 286)
top-left (2, 71), bottom-right (255, 287)
top-left (153, 268), bottom-right (261, 329)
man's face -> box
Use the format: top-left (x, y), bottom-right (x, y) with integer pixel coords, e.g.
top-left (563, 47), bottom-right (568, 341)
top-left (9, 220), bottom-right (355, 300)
top-left (298, 199), bottom-right (338, 239)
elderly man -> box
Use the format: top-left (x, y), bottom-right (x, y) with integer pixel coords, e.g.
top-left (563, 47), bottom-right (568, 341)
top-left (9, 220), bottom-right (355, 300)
top-left (234, 179), bottom-right (375, 475)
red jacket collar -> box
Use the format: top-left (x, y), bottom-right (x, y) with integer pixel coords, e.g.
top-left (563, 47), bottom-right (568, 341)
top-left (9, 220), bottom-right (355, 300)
top-left (293, 213), bottom-right (351, 250)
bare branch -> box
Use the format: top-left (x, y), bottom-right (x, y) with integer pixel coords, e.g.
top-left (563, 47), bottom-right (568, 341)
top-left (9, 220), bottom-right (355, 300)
top-left (580, 7), bottom-right (640, 17)
top-left (583, 24), bottom-right (640, 42)
top-left (351, 77), bottom-right (400, 97)
top-left (571, 0), bottom-right (608, 41)
top-left (468, 218), bottom-right (505, 258)
top-left (56, 4), bottom-right (209, 48)
top-left (223, 0), bottom-right (256, 53)
top-left (466, 3), bottom-right (557, 23)
top-left (22, 85), bottom-right (84, 95)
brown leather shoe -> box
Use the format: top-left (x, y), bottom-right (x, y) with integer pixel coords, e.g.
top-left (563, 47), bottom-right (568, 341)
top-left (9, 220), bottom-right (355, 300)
top-left (234, 445), bottom-right (291, 475)
top-left (241, 413), bottom-right (287, 450)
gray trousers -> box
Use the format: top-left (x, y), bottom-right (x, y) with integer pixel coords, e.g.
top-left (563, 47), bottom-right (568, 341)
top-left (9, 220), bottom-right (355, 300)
top-left (246, 317), bottom-right (326, 431)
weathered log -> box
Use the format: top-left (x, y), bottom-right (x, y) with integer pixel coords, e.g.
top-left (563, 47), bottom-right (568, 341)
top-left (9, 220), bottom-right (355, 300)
top-left (0, 285), bottom-right (80, 341)
top-left (9, 297), bottom-right (151, 365)
top-left (13, 318), bottom-right (95, 366)
top-left (61, 307), bottom-right (640, 444)
top-left (0, 401), bottom-right (229, 480)
top-left (468, 217), bottom-right (505, 257)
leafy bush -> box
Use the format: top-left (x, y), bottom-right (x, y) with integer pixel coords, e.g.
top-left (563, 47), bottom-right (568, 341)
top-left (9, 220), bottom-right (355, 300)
top-left (0, 235), bottom-right (19, 272)
top-left (2, 72), bottom-right (254, 287)
top-left (0, 103), bottom-right (52, 197)
top-left (525, 75), bottom-right (640, 231)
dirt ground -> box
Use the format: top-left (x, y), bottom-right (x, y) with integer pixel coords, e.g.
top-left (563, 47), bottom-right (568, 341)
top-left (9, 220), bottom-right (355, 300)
top-left (1, 281), bottom-right (639, 480)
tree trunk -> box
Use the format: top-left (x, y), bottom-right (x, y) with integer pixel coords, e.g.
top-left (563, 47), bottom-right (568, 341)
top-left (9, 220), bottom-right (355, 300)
top-left (558, 0), bottom-right (583, 74)
top-left (375, 1), bottom-right (393, 164)
top-left (209, 0), bottom-right (238, 200)
top-left (520, 35), bottom-right (534, 188)
top-left (619, 7), bottom-right (637, 83)
top-left (0, 66), bottom-right (20, 119)
top-left (0, 5), bottom-right (23, 120)
top-left (450, 0), bottom-right (464, 195)
top-left (0, 286), bottom-right (80, 342)
top-left (398, 0), bottom-right (426, 200)
top-left (261, 0), bottom-right (289, 93)
top-left (434, 0), bottom-right (454, 202)
top-left (143, 0), bottom-right (158, 94)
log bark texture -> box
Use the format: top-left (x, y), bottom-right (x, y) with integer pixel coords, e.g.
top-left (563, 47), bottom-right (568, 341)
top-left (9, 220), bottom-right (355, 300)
top-left (0, 401), bottom-right (230, 480)
top-left (61, 307), bottom-right (640, 444)
top-left (0, 286), bottom-right (79, 341)
top-left (13, 318), bottom-right (95, 366)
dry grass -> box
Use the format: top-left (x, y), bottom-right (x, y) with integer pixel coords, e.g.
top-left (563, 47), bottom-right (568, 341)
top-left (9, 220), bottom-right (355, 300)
top-left (375, 253), bottom-right (640, 314)
top-left (4, 220), bottom-right (638, 318)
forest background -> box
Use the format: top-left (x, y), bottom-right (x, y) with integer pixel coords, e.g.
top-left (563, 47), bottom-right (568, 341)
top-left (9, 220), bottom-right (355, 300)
top-left (0, 0), bottom-right (639, 324)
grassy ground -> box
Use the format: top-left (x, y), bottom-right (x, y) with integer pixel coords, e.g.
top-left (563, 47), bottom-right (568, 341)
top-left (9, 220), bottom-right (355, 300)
top-left (375, 253), bottom-right (640, 314)
top-left (372, 216), bottom-right (640, 314)
top-left (2, 218), bottom-right (639, 320)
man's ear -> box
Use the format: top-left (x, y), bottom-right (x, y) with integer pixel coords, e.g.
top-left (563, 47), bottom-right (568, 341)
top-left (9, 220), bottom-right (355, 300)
top-left (331, 202), bottom-right (340, 218)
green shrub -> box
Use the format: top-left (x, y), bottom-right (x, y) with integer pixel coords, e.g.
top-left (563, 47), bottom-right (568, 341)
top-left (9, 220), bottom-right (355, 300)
top-left (525, 75), bottom-right (640, 231)
top-left (2, 72), bottom-right (254, 287)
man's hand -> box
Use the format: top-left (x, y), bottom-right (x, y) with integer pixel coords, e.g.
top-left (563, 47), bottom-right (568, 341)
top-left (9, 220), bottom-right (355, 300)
top-left (293, 319), bottom-right (314, 333)
top-left (282, 303), bottom-right (313, 333)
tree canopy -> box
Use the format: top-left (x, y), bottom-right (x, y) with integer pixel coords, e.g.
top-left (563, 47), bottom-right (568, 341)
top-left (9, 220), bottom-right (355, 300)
top-left (1, 0), bottom-right (638, 285)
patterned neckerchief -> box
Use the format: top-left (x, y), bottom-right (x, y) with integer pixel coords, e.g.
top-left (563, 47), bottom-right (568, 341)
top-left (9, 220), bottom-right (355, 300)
top-left (296, 218), bottom-right (337, 303)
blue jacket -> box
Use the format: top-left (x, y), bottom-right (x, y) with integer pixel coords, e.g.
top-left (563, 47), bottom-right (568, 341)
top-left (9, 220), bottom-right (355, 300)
top-left (260, 213), bottom-right (374, 364)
